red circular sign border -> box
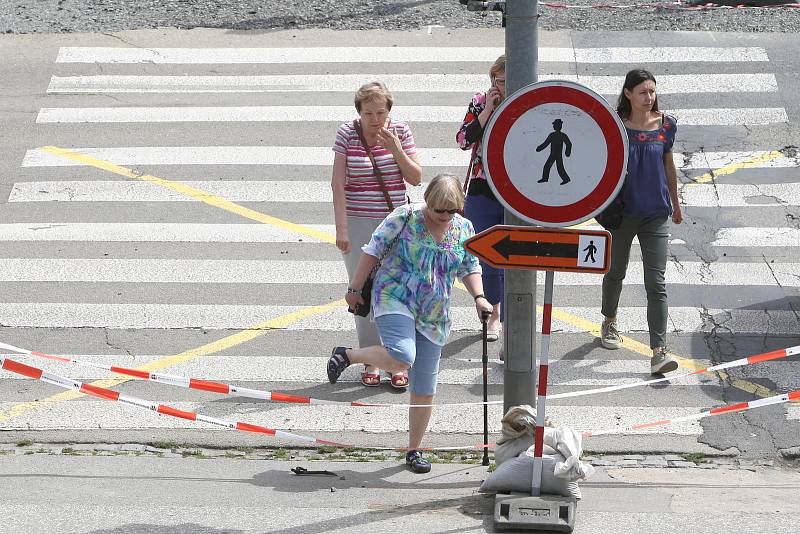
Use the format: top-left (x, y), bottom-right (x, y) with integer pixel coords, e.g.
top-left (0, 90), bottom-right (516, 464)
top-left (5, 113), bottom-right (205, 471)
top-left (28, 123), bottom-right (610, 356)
top-left (485, 82), bottom-right (626, 226)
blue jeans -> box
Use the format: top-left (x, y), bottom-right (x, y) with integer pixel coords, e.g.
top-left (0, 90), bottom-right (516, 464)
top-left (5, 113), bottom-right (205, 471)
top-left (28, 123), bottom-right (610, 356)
top-left (464, 192), bottom-right (504, 321)
top-left (375, 314), bottom-right (442, 395)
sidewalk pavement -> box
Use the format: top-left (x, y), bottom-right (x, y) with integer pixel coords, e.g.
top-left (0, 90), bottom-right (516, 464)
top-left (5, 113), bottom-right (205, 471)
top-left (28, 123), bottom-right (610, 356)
top-left (1, 448), bottom-right (799, 533)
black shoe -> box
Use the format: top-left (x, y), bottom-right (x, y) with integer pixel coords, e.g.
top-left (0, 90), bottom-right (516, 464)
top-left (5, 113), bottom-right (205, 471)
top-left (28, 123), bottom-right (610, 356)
top-left (537, 178), bottom-right (549, 183)
top-left (560, 178), bottom-right (571, 185)
top-left (406, 450), bottom-right (431, 474)
top-left (327, 346), bottom-right (351, 384)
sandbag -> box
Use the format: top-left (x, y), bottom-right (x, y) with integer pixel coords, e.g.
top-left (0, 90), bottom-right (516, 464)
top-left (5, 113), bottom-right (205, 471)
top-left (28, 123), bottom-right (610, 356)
top-left (480, 452), bottom-right (581, 500)
top-left (495, 435), bottom-right (557, 466)
top-left (544, 426), bottom-right (596, 481)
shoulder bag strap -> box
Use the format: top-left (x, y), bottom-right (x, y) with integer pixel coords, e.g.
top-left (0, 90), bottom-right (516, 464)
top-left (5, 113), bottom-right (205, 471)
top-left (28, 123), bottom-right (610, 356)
top-left (354, 119), bottom-right (394, 211)
top-left (370, 209), bottom-right (410, 277)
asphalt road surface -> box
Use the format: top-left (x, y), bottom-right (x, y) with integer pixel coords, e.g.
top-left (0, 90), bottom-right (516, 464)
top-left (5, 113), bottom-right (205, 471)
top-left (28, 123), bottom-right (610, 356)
top-left (0, 27), bottom-right (798, 460)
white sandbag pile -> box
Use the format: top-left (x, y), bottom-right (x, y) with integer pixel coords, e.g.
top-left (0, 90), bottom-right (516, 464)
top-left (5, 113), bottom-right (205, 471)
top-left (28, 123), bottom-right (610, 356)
top-left (480, 405), bottom-right (595, 499)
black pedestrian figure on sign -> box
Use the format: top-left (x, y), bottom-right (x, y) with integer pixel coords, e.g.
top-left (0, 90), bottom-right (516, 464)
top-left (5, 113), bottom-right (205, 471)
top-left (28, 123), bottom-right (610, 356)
top-left (536, 118), bottom-right (572, 185)
top-left (583, 240), bottom-right (597, 263)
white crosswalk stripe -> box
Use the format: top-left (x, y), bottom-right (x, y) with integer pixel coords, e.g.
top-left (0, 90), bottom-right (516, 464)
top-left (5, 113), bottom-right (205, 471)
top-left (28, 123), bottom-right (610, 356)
top-left (0, 259), bottom-right (797, 287)
top-left (2, 42), bottom-right (797, 445)
top-left (0, 222), bottom-right (797, 247)
top-left (54, 46), bottom-right (770, 64)
top-left (0, 304), bottom-right (795, 335)
top-left (19, 147), bottom-right (797, 169)
top-left (35, 106), bottom-right (789, 125)
top-left (47, 73), bottom-right (779, 94)
top-left (9, 180), bottom-right (800, 207)
top-left (0, 354), bottom-right (716, 385)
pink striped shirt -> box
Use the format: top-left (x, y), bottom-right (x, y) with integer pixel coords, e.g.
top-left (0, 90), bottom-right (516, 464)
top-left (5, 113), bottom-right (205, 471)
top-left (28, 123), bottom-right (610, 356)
top-left (332, 119), bottom-right (418, 219)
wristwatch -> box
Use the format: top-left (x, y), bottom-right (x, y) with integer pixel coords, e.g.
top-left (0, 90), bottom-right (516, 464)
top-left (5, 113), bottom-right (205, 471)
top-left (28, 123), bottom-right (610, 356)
top-left (347, 287), bottom-right (361, 295)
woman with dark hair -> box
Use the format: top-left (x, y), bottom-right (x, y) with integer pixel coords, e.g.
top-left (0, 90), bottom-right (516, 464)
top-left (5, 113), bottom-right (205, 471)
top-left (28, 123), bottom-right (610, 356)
top-left (599, 68), bottom-right (683, 376)
top-left (456, 55), bottom-right (506, 351)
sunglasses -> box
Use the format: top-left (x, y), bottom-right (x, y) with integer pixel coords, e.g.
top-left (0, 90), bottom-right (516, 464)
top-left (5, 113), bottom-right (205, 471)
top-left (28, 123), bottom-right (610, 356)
top-left (433, 208), bottom-right (459, 215)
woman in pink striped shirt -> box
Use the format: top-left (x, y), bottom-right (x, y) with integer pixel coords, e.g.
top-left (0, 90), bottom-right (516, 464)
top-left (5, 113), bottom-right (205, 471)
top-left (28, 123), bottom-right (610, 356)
top-left (331, 81), bottom-right (422, 388)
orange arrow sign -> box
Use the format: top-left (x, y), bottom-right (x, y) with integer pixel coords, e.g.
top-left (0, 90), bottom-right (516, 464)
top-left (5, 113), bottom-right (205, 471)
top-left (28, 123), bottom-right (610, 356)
top-left (465, 225), bottom-right (611, 273)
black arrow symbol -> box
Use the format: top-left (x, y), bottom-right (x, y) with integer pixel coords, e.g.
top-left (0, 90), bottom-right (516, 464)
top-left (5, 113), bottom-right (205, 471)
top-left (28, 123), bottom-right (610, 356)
top-left (493, 235), bottom-right (578, 260)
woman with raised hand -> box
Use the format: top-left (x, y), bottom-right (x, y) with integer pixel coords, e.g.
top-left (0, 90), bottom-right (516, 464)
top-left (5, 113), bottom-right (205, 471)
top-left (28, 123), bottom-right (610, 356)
top-left (457, 55), bottom-right (506, 352)
top-left (327, 174), bottom-right (493, 473)
top-left (599, 68), bottom-right (683, 376)
top-left (331, 81), bottom-right (422, 389)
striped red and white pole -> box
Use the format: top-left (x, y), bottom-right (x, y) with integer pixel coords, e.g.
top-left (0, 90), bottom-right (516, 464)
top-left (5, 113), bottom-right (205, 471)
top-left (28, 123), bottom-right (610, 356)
top-left (0, 355), bottom-right (348, 447)
top-left (532, 271), bottom-right (555, 497)
top-left (585, 388), bottom-right (800, 437)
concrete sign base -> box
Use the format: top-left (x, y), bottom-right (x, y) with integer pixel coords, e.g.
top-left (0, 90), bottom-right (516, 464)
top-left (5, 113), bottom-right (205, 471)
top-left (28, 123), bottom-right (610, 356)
top-left (494, 492), bottom-right (577, 532)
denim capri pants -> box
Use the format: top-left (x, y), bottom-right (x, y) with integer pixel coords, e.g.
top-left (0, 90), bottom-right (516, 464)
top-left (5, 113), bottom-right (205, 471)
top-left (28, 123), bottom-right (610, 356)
top-left (375, 313), bottom-right (443, 395)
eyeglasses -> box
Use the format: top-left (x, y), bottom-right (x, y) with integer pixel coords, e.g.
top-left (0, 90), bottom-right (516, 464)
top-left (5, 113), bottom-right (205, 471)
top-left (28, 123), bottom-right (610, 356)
top-left (493, 78), bottom-right (506, 85)
top-left (433, 208), bottom-right (459, 215)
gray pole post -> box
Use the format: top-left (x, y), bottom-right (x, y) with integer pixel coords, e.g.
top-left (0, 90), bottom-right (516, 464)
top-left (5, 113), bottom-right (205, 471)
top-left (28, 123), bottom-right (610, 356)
top-left (502, 0), bottom-right (539, 413)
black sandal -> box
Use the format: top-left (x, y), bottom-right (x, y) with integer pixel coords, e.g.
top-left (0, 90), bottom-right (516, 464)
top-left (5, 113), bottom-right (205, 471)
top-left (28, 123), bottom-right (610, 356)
top-left (405, 450), bottom-right (431, 474)
top-left (327, 346), bottom-right (351, 384)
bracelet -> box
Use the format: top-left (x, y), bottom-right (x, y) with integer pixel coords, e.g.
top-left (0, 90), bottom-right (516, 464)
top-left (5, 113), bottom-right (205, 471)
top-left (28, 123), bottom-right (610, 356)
top-left (473, 294), bottom-right (486, 301)
top-left (347, 287), bottom-right (362, 295)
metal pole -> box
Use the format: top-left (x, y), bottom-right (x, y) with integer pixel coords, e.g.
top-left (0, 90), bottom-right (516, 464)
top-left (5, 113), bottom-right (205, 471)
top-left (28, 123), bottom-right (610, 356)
top-left (503, 0), bottom-right (539, 413)
top-left (481, 310), bottom-right (491, 466)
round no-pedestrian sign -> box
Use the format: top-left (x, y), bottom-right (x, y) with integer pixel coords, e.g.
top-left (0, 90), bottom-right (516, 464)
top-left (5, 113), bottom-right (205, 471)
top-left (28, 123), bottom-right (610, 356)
top-left (483, 80), bottom-right (628, 227)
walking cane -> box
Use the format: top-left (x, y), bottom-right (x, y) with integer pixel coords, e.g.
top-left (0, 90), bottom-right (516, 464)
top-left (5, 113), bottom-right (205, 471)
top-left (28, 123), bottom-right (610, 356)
top-left (481, 310), bottom-right (491, 466)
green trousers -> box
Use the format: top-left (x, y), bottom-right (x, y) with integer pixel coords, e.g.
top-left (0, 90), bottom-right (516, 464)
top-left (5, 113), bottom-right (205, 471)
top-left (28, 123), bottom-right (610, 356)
top-left (601, 215), bottom-right (670, 349)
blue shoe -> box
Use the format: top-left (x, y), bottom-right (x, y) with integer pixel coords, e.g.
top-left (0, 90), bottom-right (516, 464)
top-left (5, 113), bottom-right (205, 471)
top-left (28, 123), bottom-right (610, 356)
top-left (406, 450), bottom-right (431, 474)
top-left (327, 347), bottom-right (351, 384)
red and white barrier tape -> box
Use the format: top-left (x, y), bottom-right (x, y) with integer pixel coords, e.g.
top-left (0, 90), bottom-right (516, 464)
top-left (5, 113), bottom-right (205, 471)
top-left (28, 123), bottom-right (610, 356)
top-left (2, 352), bottom-right (798, 451)
top-left (2, 341), bottom-right (798, 408)
top-left (540, 2), bottom-right (800, 9)
top-left (0, 355), bottom-right (348, 448)
top-left (583, 388), bottom-right (800, 437)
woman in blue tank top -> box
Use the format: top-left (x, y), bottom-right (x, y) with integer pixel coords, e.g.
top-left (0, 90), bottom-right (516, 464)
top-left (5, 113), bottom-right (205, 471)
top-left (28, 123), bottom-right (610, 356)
top-left (599, 69), bottom-right (683, 376)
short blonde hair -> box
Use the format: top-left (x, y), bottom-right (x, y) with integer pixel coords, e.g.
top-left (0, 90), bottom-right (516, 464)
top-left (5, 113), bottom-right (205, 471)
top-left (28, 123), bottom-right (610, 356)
top-left (354, 81), bottom-right (394, 112)
top-left (424, 174), bottom-right (464, 212)
top-left (489, 54), bottom-right (505, 82)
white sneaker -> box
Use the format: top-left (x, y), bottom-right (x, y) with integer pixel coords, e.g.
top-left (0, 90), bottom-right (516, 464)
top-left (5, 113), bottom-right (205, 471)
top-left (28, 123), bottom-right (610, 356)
top-left (600, 321), bottom-right (621, 349)
top-left (650, 347), bottom-right (679, 375)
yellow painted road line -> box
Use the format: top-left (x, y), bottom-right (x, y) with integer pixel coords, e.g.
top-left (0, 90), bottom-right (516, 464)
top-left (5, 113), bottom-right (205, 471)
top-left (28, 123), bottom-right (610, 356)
top-left (39, 146), bottom-right (335, 244)
top-left (688, 150), bottom-right (785, 185)
top-left (0, 299), bottom-right (345, 423)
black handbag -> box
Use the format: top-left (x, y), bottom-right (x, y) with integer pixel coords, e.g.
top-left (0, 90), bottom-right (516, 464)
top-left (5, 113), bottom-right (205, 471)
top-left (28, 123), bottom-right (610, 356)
top-left (596, 191), bottom-right (625, 230)
top-left (349, 214), bottom-right (409, 317)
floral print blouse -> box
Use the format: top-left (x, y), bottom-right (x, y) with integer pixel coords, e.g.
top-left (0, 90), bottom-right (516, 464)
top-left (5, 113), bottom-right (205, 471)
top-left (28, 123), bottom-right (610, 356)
top-left (456, 91), bottom-right (490, 182)
top-left (622, 113), bottom-right (677, 217)
top-left (362, 204), bottom-right (482, 346)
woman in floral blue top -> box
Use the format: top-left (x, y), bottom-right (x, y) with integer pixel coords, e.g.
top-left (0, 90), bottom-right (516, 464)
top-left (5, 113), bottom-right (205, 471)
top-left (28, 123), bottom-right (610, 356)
top-left (599, 69), bottom-right (683, 376)
top-left (327, 174), bottom-right (493, 473)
